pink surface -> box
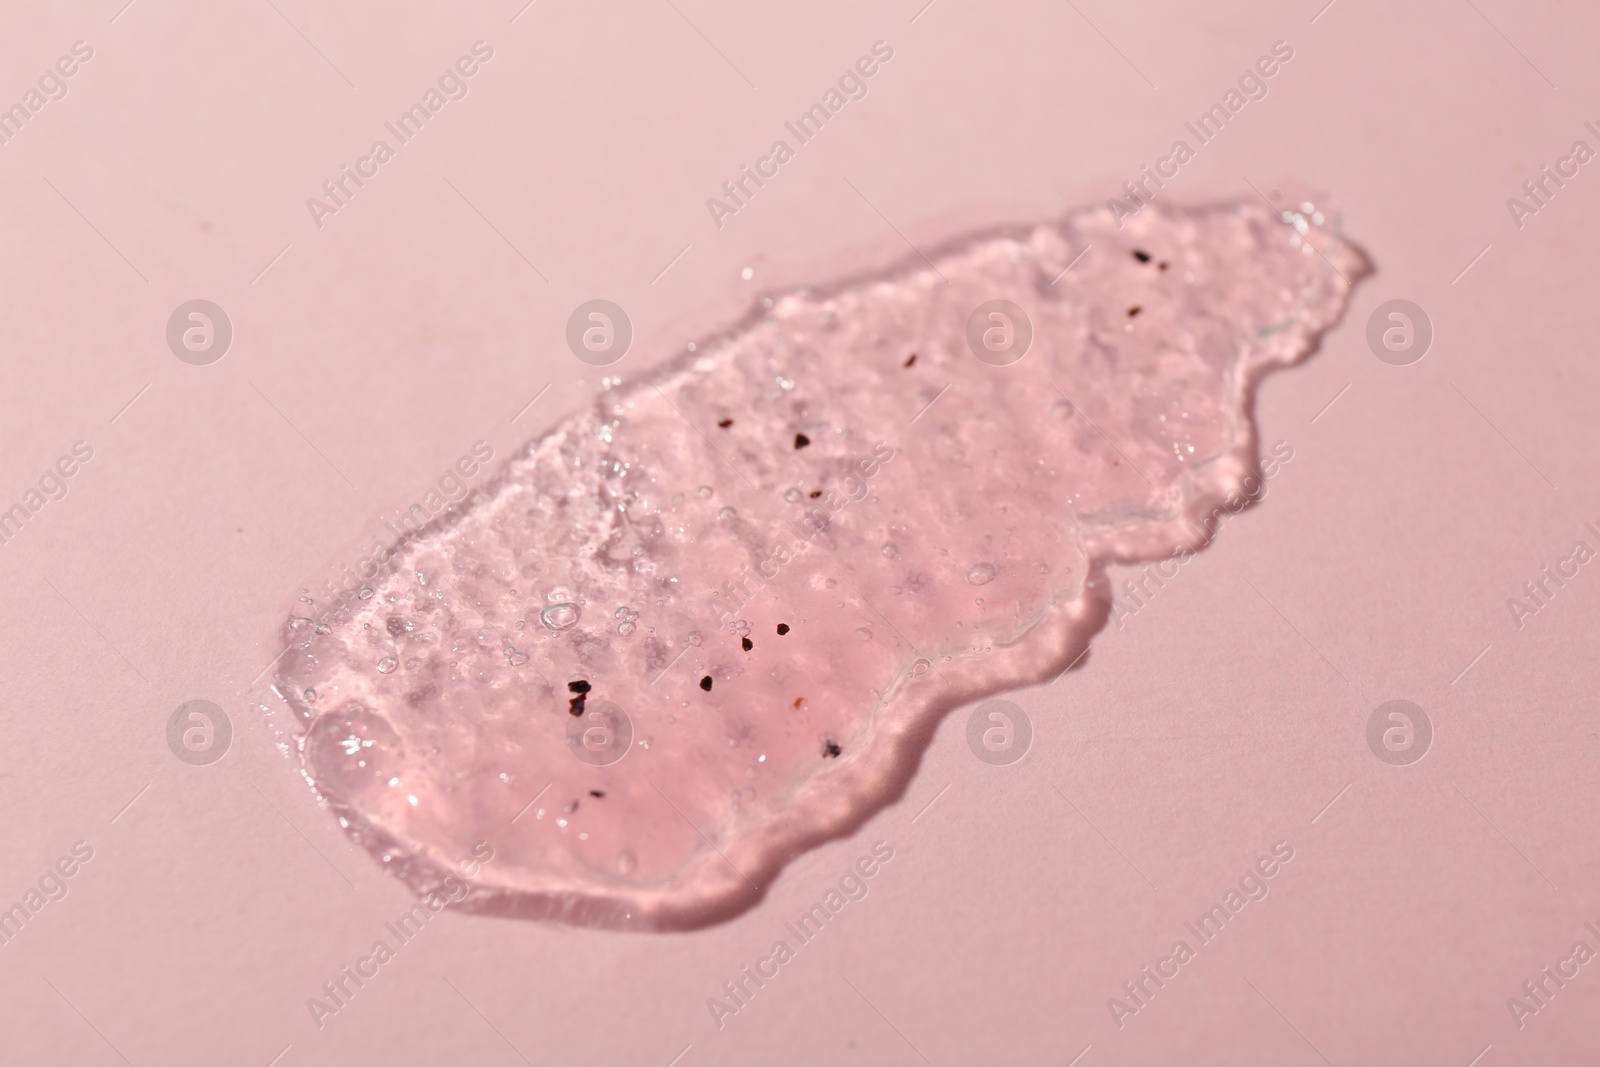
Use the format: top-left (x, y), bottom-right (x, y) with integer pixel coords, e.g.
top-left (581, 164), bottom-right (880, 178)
top-left (1, 1), bottom-right (1596, 1064)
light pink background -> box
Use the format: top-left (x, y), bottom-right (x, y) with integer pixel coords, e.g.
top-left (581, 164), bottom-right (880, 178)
top-left (2, 0), bottom-right (1596, 1064)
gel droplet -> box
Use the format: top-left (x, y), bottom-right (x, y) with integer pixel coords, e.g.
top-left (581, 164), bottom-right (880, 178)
top-left (273, 197), bottom-right (1369, 931)
top-left (540, 603), bottom-right (580, 631)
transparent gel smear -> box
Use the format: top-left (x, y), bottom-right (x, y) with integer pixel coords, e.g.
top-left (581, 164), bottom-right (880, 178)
top-left (273, 196), bottom-right (1369, 929)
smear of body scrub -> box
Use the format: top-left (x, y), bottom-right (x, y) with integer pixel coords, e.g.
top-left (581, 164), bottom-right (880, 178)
top-left (271, 196), bottom-right (1369, 929)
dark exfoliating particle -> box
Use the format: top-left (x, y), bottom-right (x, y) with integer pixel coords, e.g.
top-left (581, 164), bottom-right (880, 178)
top-left (717, 418), bottom-right (733, 428)
top-left (1158, 261), bottom-right (1169, 271)
top-left (568, 680), bottom-right (592, 694)
top-left (1127, 306), bottom-right (1142, 318)
top-left (776, 623), bottom-right (790, 635)
top-left (567, 678), bottom-right (590, 716)
top-left (823, 740), bottom-right (842, 758)
top-left (793, 433), bottom-right (811, 449)
top-left (808, 490), bottom-right (822, 498)
top-left (1132, 249), bottom-right (1151, 263)
top-left (903, 353), bottom-right (917, 367)
top-left (699, 675), bottom-right (713, 691)
top-left (741, 637), bottom-right (753, 651)
top-left (589, 790), bottom-right (605, 798)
